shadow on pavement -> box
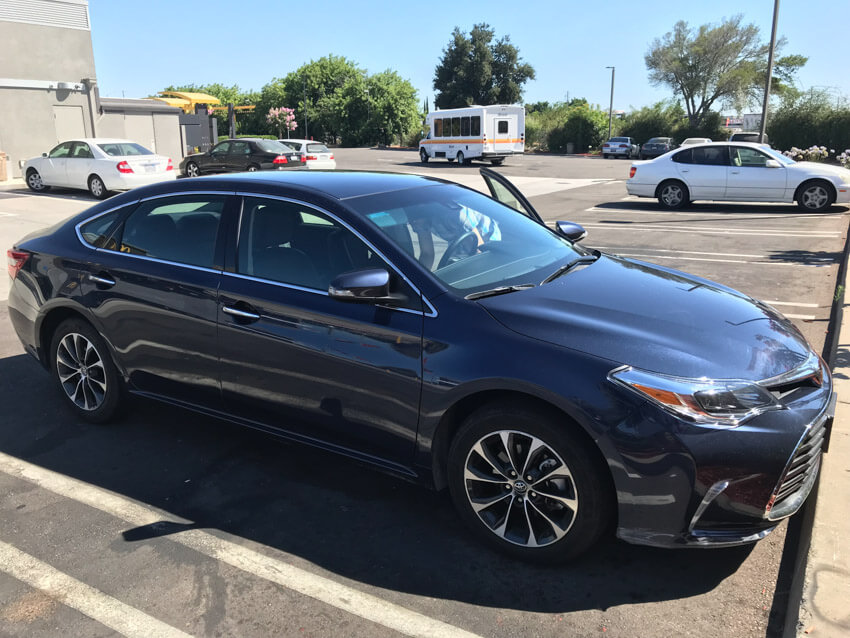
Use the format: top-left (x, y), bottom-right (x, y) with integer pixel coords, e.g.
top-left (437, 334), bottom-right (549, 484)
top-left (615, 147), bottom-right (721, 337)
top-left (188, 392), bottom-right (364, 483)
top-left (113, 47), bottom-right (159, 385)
top-left (0, 186), bottom-right (98, 202)
top-left (593, 200), bottom-right (848, 218)
top-left (0, 349), bottom-right (754, 615)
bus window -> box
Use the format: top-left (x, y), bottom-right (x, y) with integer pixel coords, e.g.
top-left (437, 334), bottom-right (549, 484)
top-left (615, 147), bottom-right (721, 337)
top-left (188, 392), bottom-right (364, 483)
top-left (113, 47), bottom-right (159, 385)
top-left (452, 117), bottom-right (460, 137)
top-left (471, 116), bottom-right (481, 136)
top-left (434, 119), bottom-right (442, 137)
top-left (461, 117), bottom-right (470, 136)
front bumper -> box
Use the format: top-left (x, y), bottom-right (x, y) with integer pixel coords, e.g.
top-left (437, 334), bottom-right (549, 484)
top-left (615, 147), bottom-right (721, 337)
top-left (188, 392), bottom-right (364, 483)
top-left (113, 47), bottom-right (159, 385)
top-left (612, 360), bottom-right (834, 548)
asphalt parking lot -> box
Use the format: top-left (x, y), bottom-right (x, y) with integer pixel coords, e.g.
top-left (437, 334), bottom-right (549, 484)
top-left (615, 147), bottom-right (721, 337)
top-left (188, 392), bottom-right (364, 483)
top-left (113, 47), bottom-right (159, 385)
top-left (0, 150), bottom-right (847, 638)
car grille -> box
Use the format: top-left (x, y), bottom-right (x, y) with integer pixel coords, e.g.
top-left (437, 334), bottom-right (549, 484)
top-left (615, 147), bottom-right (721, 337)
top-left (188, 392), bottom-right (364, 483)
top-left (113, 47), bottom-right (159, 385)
top-left (767, 412), bottom-right (828, 520)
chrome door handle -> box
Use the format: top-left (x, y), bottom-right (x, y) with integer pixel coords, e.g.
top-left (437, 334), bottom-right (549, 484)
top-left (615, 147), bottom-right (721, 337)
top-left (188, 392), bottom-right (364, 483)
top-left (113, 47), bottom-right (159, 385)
top-left (222, 306), bottom-right (260, 321)
top-left (730, 170), bottom-right (741, 174)
top-left (680, 169), bottom-right (689, 173)
top-left (87, 273), bottom-right (115, 286)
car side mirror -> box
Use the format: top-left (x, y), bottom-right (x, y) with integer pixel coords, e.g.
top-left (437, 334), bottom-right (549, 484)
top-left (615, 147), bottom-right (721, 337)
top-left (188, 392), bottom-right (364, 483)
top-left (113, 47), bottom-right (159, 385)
top-left (555, 221), bottom-right (588, 242)
top-left (42, 153), bottom-right (48, 157)
top-left (329, 269), bottom-right (405, 305)
top-left (765, 159), bottom-right (782, 168)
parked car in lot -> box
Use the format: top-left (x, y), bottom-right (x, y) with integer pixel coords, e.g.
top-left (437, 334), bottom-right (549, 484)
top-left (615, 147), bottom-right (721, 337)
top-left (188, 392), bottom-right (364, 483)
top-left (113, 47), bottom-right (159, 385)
top-left (628, 141), bottom-right (850, 211)
top-left (602, 137), bottom-right (638, 159)
top-left (730, 131), bottom-right (770, 145)
top-left (8, 168), bottom-right (834, 562)
top-left (639, 137), bottom-right (676, 160)
top-left (180, 138), bottom-right (305, 177)
top-left (681, 137), bottom-right (713, 145)
top-left (277, 139), bottom-right (336, 169)
top-left (24, 139), bottom-right (175, 199)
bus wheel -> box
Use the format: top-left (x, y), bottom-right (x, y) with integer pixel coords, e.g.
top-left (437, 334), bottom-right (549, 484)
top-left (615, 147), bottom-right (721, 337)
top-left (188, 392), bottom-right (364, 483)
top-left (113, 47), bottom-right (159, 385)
top-left (457, 151), bottom-right (466, 166)
top-left (419, 148), bottom-right (429, 163)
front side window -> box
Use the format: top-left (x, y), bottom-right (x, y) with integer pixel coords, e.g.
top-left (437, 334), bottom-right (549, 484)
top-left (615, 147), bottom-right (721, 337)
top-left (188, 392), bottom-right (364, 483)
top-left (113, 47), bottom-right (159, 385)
top-left (352, 184), bottom-right (586, 295)
top-left (731, 146), bottom-right (771, 167)
top-left (48, 142), bottom-right (73, 158)
top-left (116, 195), bottom-right (226, 268)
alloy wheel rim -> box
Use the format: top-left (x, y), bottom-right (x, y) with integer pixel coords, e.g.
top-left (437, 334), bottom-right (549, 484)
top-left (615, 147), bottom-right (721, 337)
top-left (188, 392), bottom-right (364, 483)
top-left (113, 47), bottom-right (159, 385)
top-left (803, 186), bottom-right (828, 209)
top-left (91, 178), bottom-right (103, 197)
top-left (56, 333), bottom-right (107, 411)
top-left (28, 172), bottom-right (43, 189)
top-left (188, 164), bottom-right (199, 177)
top-left (662, 185), bottom-right (682, 206)
top-left (248, 166), bottom-right (258, 172)
top-left (463, 429), bottom-right (578, 547)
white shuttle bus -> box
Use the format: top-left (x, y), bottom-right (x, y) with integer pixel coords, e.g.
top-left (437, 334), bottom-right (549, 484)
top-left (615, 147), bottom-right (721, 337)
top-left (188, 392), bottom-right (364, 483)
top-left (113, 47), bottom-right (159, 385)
top-left (419, 104), bottom-right (525, 166)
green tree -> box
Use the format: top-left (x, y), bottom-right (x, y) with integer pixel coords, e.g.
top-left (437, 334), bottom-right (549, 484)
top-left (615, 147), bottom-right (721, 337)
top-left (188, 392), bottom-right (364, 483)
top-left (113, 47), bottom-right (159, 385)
top-left (433, 23), bottom-right (535, 108)
top-left (645, 16), bottom-right (806, 128)
top-left (548, 104), bottom-right (609, 153)
top-left (618, 101), bottom-right (686, 144)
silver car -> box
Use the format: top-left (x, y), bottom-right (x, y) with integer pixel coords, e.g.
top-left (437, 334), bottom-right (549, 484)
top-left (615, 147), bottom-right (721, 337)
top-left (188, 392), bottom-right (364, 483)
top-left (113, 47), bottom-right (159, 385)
top-left (602, 137), bottom-right (638, 159)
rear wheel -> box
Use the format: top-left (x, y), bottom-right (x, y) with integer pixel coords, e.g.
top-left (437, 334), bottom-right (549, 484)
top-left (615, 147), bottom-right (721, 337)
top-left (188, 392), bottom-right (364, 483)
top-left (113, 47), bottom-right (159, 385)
top-left (26, 169), bottom-right (49, 192)
top-left (247, 164), bottom-right (260, 172)
top-left (420, 148), bottom-right (429, 163)
top-left (448, 402), bottom-right (613, 562)
top-left (185, 161), bottom-right (200, 177)
top-left (797, 180), bottom-right (835, 212)
top-left (50, 319), bottom-right (122, 424)
top-left (657, 180), bottom-right (689, 210)
top-left (456, 151), bottom-right (466, 166)
top-left (88, 175), bottom-right (109, 199)
top-left (490, 158), bottom-right (504, 166)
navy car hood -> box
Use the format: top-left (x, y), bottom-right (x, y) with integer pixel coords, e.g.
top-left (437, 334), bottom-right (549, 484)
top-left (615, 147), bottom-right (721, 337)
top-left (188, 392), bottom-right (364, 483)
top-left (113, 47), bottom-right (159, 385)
top-left (477, 254), bottom-right (812, 381)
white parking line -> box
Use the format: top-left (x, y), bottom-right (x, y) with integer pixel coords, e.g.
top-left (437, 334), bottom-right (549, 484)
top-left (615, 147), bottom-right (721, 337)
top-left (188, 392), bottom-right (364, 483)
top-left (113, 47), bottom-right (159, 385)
top-left (581, 223), bottom-right (840, 238)
top-left (584, 206), bottom-right (847, 221)
top-left (764, 301), bottom-right (822, 308)
top-left (0, 540), bottom-right (192, 638)
top-left (783, 314), bottom-right (818, 320)
top-left (0, 452), bottom-right (483, 638)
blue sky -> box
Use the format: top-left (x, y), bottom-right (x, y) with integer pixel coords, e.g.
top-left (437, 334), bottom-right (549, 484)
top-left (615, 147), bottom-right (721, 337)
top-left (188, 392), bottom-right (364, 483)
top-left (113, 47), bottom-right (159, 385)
top-left (90, 0), bottom-right (850, 113)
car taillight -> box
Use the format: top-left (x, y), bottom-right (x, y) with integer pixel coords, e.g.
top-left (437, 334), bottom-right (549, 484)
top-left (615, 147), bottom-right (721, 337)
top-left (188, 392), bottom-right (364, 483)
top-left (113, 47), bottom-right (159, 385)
top-left (306, 155), bottom-right (318, 161)
top-left (117, 161), bottom-right (133, 174)
top-left (166, 158), bottom-right (173, 171)
top-left (629, 167), bottom-right (637, 178)
top-left (273, 156), bottom-right (288, 164)
top-left (7, 249), bottom-right (30, 280)
top-left (329, 154), bottom-right (334, 160)
top-left (619, 144), bottom-right (628, 148)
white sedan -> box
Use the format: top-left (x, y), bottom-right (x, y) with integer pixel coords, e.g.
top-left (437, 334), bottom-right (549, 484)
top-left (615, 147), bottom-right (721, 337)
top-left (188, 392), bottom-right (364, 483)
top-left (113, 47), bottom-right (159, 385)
top-left (24, 138), bottom-right (176, 199)
top-left (627, 142), bottom-right (850, 211)
top-left (277, 139), bottom-right (336, 169)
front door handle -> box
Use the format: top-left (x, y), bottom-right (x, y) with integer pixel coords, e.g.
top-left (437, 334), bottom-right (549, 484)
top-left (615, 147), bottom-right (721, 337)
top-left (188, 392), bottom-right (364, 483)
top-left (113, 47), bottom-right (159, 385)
top-left (730, 170), bottom-right (741, 174)
top-left (680, 169), bottom-right (689, 173)
top-left (87, 273), bottom-right (115, 286)
top-left (222, 305), bottom-right (260, 321)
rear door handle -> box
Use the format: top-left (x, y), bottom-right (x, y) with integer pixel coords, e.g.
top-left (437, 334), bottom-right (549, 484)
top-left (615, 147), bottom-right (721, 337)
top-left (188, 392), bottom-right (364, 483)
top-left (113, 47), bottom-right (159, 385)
top-left (679, 169), bottom-right (689, 173)
top-left (87, 273), bottom-right (115, 286)
top-left (222, 305), bottom-right (260, 321)
top-left (730, 170), bottom-right (741, 174)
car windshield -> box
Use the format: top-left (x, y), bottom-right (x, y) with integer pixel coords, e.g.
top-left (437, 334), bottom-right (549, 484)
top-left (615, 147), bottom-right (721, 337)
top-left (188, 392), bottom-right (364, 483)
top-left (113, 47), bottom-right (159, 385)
top-left (97, 142), bottom-right (153, 156)
top-left (349, 184), bottom-right (587, 295)
top-left (759, 146), bottom-right (796, 166)
top-left (257, 140), bottom-right (292, 153)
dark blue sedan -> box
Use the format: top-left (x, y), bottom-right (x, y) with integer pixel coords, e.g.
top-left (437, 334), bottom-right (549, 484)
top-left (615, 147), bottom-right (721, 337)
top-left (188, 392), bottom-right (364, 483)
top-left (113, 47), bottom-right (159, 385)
top-left (6, 169), bottom-right (834, 562)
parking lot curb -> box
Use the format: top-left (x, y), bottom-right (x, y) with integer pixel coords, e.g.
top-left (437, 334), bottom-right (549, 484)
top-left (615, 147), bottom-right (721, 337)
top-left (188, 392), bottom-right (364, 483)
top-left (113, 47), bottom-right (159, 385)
top-left (788, 223), bottom-right (850, 637)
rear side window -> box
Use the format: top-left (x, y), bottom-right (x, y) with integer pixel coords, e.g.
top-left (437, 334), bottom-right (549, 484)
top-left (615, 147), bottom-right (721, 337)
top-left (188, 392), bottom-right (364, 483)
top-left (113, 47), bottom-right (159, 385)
top-left (461, 117), bottom-right (470, 136)
top-left (79, 209), bottom-right (124, 249)
top-left (97, 143), bottom-right (152, 157)
top-left (470, 116), bottom-right (481, 136)
top-left (672, 149), bottom-right (692, 164)
top-left (451, 117), bottom-right (460, 136)
top-left (116, 195), bottom-right (227, 268)
top-left (692, 147), bottom-right (729, 166)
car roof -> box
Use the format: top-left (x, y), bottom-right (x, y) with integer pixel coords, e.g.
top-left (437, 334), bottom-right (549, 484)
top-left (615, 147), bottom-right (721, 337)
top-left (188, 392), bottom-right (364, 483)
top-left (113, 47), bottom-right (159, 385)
top-left (59, 138), bottom-right (137, 145)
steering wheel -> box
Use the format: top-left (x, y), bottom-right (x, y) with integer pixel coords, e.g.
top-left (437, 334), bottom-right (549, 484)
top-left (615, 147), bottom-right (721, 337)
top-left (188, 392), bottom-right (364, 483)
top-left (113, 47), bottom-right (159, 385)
top-left (437, 231), bottom-right (478, 269)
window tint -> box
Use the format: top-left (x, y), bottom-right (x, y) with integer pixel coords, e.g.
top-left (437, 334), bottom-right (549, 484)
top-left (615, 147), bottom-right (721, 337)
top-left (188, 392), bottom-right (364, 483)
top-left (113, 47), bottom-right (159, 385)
top-left (70, 142), bottom-right (93, 158)
top-left (731, 146), bottom-right (770, 167)
top-left (257, 140), bottom-right (290, 153)
top-left (211, 142), bottom-right (231, 154)
top-left (610, 137), bottom-right (628, 143)
top-left (237, 197), bottom-right (416, 305)
top-left (451, 117), bottom-right (460, 136)
top-left (230, 141), bottom-right (251, 155)
top-left (306, 143), bottom-right (329, 153)
top-left (470, 116), bottom-right (481, 136)
top-left (497, 120), bottom-right (509, 135)
top-left (79, 209), bottom-right (124, 249)
top-left (97, 142), bottom-right (152, 157)
top-left (461, 117), bottom-right (470, 136)
top-left (434, 119), bottom-right (443, 137)
top-left (48, 142), bottom-right (73, 158)
top-left (117, 196), bottom-right (226, 268)
top-left (672, 149), bottom-right (692, 164)
top-left (692, 146), bottom-right (729, 166)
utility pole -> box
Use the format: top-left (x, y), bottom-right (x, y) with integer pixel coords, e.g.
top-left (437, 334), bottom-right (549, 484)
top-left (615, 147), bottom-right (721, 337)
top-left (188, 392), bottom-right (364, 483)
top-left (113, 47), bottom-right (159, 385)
top-left (605, 66), bottom-right (615, 140)
top-left (759, 0), bottom-right (780, 143)
top-left (303, 76), bottom-right (309, 140)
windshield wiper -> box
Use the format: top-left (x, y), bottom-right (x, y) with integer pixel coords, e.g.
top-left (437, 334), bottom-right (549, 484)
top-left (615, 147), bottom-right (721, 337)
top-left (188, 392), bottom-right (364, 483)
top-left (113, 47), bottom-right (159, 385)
top-left (540, 254), bottom-right (599, 285)
top-left (465, 283), bottom-right (535, 300)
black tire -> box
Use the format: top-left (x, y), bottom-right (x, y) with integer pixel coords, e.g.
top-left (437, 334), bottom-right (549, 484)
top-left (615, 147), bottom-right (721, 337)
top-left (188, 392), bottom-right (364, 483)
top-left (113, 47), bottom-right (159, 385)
top-left (247, 164), bottom-right (260, 172)
top-left (656, 179), bottom-right (689, 210)
top-left (456, 151), bottom-right (466, 166)
top-left (490, 158), bottom-right (504, 166)
top-left (420, 148), bottom-right (429, 164)
top-left (447, 158), bottom-right (455, 163)
top-left (796, 180), bottom-right (835, 212)
top-left (88, 175), bottom-right (109, 200)
top-left (25, 169), bottom-right (50, 192)
top-left (447, 402), bottom-right (613, 563)
top-left (50, 318), bottom-right (122, 424)
top-left (602, 153), bottom-right (608, 159)
top-left (185, 161), bottom-right (200, 178)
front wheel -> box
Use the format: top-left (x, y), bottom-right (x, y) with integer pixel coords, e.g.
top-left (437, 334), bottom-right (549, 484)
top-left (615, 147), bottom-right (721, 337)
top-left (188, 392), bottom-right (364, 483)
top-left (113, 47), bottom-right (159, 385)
top-left (247, 164), bottom-right (260, 172)
top-left (456, 151), bottom-right (466, 166)
top-left (50, 319), bottom-right (122, 423)
top-left (26, 169), bottom-right (49, 192)
top-left (448, 402), bottom-right (613, 562)
top-left (88, 175), bottom-right (109, 199)
top-left (797, 181), bottom-right (835, 212)
top-left (185, 161), bottom-right (200, 178)
top-left (657, 180), bottom-right (689, 210)
top-left (419, 148), bottom-right (429, 164)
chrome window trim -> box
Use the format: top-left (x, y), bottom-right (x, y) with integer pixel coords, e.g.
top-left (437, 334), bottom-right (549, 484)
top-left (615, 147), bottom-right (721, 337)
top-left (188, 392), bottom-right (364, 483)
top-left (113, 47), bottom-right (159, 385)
top-left (234, 192), bottom-right (438, 318)
top-left (74, 200), bottom-right (140, 248)
top-left (91, 249), bottom-right (223, 275)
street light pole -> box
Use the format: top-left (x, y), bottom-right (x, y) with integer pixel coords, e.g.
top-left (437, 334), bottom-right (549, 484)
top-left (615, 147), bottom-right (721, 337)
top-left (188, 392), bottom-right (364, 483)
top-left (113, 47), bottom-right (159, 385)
top-left (605, 66), bottom-right (615, 140)
top-left (759, 0), bottom-right (780, 143)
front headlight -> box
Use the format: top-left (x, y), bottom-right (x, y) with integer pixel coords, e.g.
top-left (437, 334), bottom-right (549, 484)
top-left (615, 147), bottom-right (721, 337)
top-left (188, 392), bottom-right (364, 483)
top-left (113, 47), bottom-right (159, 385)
top-left (609, 366), bottom-right (782, 428)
